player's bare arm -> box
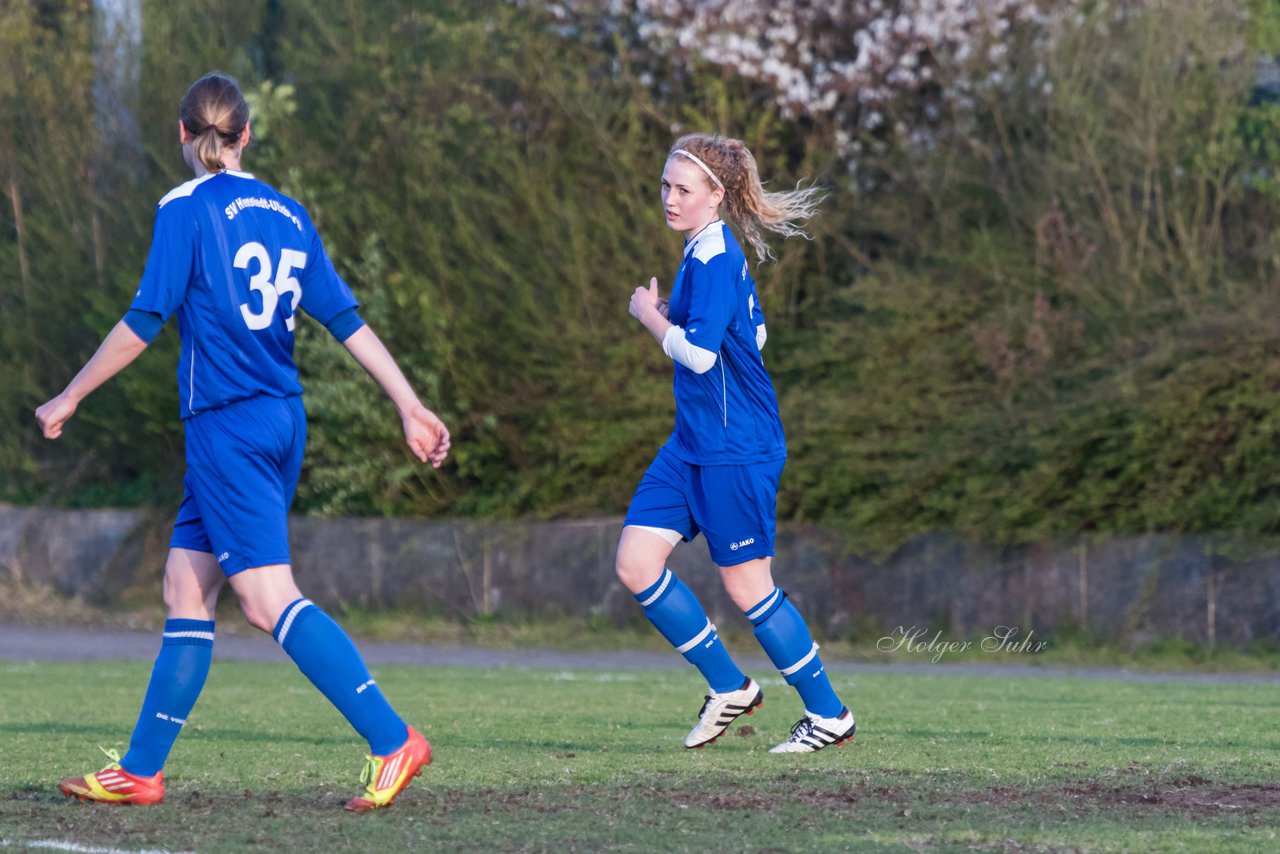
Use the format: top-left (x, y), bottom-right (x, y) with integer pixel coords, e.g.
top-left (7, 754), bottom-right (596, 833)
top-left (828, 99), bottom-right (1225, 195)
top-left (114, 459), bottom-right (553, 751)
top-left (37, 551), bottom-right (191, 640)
top-left (342, 324), bottom-right (451, 467)
top-left (35, 321), bottom-right (149, 440)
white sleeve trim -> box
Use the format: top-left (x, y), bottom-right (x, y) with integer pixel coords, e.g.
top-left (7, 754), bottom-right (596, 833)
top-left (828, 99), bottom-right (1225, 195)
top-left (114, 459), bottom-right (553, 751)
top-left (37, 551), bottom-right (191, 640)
top-left (756, 323), bottom-right (767, 351)
top-left (662, 325), bottom-right (718, 374)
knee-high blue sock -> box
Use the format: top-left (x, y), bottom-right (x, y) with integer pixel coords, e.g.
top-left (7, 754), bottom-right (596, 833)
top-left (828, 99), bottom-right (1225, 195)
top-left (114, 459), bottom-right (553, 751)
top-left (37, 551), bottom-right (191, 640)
top-left (273, 599), bottom-right (408, 756)
top-left (747, 589), bottom-right (843, 718)
top-left (636, 568), bottom-right (745, 694)
top-left (120, 619), bottom-right (215, 777)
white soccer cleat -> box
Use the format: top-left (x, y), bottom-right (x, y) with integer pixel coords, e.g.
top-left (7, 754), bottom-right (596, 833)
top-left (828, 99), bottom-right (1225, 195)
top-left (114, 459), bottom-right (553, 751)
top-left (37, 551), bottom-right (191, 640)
top-left (769, 707), bottom-right (856, 753)
top-left (683, 677), bottom-right (763, 748)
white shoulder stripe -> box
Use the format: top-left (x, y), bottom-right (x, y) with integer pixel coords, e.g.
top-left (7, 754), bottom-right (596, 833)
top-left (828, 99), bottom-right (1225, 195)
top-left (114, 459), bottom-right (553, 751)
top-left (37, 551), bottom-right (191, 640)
top-left (691, 224), bottom-right (727, 263)
top-left (157, 173), bottom-right (216, 209)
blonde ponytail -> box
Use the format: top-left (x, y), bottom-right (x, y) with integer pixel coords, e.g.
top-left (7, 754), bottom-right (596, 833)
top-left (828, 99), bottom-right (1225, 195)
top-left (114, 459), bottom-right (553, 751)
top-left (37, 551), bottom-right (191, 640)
top-left (188, 127), bottom-right (225, 174)
top-left (179, 72), bottom-right (249, 173)
top-left (670, 134), bottom-right (824, 263)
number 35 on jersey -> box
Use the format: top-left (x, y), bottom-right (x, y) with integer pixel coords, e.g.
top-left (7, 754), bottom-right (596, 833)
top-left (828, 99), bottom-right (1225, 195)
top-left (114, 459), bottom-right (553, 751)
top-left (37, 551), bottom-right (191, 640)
top-left (235, 241), bottom-right (305, 331)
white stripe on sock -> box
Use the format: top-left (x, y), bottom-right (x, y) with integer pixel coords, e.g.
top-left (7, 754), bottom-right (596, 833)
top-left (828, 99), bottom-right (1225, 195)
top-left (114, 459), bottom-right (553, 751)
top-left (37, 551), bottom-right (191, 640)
top-left (638, 569), bottom-right (673, 607)
top-left (275, 599), bottom-right (314, 646)
top-left (676, 620), bottom-right (714, 655)
top-left (746, 588), bottom-right (781, 622)
top-left (163, 630), bottom-right (215, 642)
top-left (779, 642), bottom-right (820, 677)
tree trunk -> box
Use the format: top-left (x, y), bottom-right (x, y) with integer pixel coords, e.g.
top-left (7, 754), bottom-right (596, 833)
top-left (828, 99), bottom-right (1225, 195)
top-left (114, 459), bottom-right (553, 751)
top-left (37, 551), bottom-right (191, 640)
top-left (8, 173), bottom-right (30, 308)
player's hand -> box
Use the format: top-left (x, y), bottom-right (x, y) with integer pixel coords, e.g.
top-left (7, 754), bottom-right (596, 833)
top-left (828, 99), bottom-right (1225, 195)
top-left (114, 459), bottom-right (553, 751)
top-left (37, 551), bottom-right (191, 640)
top-left (629, 277), bottom-right (661, 322)
top-left (656, 297), bottom-right (670, 319)
top-left (35, 393), bottom-right (78, 440)
top-left (403, 404), bottom-right (451, 468)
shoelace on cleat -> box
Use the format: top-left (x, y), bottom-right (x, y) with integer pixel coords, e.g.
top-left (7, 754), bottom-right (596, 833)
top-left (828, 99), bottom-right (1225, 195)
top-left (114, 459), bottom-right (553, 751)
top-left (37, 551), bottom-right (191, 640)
top-left (358, 755), bottom-right (379, 794)
top-left (787, 717), bottom-right (816, 743)
top-left (98, 746), bottom-right (123, 768)
top-left (696, 694), bottom-right (713, 718)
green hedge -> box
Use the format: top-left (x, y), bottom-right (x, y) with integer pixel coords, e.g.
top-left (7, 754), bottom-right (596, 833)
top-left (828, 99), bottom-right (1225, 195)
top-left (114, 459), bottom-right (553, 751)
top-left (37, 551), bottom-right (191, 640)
top-left (3, 0), bottom-right (1280, 552)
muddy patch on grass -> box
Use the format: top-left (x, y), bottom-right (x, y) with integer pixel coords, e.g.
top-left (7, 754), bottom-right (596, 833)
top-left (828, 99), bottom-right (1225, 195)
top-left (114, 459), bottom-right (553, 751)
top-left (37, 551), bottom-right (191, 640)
top-left (12, 776), bottom-right (1277, 821)
top-left (651, 777), bottom-right (1280, 816)
top-left (1064, 780), bottom-right (1280, 813)
top-left (662, 782), bottom-right (873, 811)
top-left (941, 778), bottom-right (1280, 816)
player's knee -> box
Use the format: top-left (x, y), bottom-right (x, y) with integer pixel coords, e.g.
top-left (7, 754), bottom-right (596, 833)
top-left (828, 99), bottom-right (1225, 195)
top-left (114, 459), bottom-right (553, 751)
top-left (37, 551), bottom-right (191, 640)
top-left (721, 582), bottom-right (759, 613)
top-left (718, 560), bottom-right (775, 612)
top-left (238, 599), bottom-right (277, 634)
top-left (615, 549), bottom-right (659, 594)
top-left (614, 548), bottom-right (637, 584)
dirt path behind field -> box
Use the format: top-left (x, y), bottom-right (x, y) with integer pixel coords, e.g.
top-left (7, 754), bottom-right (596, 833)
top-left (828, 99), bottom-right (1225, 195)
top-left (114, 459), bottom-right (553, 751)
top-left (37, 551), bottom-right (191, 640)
top-left (2, 623), bottom-right (1277, 683)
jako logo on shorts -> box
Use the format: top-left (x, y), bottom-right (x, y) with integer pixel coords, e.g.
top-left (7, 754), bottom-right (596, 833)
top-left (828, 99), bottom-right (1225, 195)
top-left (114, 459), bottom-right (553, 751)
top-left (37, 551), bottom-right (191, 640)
top-left (729, 537), bottom-right (756, 551)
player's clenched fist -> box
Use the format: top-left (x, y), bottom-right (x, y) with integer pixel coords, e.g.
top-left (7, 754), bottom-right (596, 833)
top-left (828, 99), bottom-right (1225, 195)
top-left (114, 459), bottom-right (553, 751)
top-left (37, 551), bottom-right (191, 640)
top-left (628, 277), bottom-right (661, 321)
top-left (403, 404), bottom-right (451, 468)
top-left (35, 393), bottom-right (78, 440)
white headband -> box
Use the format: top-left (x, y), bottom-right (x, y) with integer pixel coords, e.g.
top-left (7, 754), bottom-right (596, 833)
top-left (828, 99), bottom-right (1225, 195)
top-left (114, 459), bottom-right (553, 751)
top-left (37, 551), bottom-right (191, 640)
top-left (671, 149), bottom-right (723, 190)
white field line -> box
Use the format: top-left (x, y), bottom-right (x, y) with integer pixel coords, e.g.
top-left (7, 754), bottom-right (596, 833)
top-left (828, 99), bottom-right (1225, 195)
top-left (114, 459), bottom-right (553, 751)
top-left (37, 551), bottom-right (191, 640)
top-left (1, 839), bottom-right (194, 854)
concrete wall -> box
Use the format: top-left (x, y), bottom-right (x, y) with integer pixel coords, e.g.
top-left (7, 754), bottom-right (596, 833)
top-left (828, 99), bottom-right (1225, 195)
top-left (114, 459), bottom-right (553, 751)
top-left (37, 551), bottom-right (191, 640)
top-left (1, 504), bottom-right (1277, 645)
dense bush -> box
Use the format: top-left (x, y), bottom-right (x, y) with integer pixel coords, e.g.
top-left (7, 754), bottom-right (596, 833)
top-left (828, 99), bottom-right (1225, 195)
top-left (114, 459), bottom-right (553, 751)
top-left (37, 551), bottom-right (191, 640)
top-left (3, 0), bottom-right (1280, 551)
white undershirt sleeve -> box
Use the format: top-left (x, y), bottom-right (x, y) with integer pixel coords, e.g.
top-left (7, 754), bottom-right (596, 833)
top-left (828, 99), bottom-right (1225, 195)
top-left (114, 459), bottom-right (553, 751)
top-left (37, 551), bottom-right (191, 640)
top-left (756, 323), bottom-right (767, 351)
top-left (661, 325), bottom-right (718, 374)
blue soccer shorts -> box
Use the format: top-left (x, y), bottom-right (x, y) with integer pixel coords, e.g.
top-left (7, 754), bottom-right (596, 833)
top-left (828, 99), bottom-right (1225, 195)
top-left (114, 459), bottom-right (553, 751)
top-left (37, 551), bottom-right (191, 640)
top-left (170, 394), bottom-right (306, 576)
top-left (624, 445), bottom-right (785, 566)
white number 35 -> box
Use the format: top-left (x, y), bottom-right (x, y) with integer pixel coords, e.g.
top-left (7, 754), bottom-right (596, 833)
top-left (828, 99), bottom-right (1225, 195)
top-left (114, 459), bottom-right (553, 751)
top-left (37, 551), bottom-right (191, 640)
top-left (234, 242), bottom-right (306, 331)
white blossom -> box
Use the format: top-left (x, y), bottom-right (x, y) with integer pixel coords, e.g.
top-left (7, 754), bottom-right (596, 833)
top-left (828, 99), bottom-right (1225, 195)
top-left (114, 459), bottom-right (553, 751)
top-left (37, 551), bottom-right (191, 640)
top-left (518, 0), bottom-right (1083, 155)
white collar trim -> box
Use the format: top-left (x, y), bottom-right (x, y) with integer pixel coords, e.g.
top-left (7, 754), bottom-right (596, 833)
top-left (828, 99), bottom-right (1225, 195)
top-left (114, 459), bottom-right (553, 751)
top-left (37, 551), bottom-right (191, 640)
top-left (683, 219), bottom-right (723, 257)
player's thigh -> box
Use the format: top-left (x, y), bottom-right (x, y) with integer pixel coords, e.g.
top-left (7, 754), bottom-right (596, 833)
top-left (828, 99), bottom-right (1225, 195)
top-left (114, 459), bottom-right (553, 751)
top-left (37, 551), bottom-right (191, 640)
top-left (691, 457), bottom-right (783, 570)
top-left (619, 449), bottom-right (697, 592)
top-left (615, 526), bottom-right (680, 593)
top-left (162, 547), bottom-right (225, 620)
top-left (170, 480), bottom-right (213, 556)
top-left (184, 396), bottom-right (303, 576)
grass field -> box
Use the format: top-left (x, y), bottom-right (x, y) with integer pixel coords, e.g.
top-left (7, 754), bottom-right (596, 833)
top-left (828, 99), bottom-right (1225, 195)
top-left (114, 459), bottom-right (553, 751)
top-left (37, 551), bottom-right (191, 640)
top-left (1, 660), bottom-right (1277, 853)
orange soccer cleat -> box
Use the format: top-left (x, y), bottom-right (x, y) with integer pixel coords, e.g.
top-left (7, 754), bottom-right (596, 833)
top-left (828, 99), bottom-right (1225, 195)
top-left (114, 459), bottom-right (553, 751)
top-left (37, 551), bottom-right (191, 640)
top-left (344, 726), bottom-right (432, 812)
top-left (59, 749), bottom-right (165, 806)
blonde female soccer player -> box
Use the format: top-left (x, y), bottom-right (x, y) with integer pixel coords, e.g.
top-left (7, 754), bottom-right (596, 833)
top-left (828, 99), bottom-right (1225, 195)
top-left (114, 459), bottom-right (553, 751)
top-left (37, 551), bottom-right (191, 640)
top-left (619, 134), bottom-right (856, 753)
top-left (37, 72), bottom-right (448, 810)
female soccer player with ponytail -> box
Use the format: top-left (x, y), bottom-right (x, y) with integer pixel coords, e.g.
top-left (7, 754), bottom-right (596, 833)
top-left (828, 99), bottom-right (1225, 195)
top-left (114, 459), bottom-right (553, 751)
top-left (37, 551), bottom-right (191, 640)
top-left (37, 72), bottom-right (447, 810)
top-left (619, 134), bottom-right (856, 753)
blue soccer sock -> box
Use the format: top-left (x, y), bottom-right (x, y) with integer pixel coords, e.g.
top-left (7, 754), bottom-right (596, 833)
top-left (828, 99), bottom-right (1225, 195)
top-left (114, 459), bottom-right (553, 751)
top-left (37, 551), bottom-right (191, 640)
top-left (273, 599), bottom-right (408, 756)
top-left (747, 588), bottom-right (844, 718)
top-left (120, 619), bottom-right (215, 777)
top-left (636, 568), bottom-right (746, 694)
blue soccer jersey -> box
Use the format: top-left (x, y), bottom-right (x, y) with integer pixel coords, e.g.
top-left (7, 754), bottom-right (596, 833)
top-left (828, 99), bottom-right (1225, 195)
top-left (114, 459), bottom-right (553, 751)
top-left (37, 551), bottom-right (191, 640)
top-left (664, 220), bottom-right (786, 465)
top-left (129, 170), bottom-right (358, 418)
